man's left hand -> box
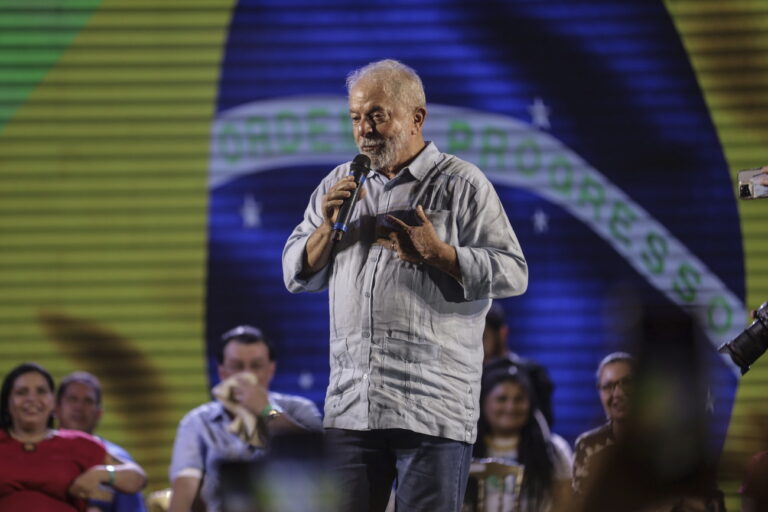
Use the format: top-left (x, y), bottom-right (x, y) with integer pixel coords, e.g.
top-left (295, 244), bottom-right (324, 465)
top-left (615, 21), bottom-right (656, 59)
top-left (383, 205), bottom-right (445, 264)
top-left (381, 205), bottom-right (461, 281)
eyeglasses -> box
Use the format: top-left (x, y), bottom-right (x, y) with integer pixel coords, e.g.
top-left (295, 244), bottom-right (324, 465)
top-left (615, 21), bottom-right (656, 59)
top-left (598, 377), bottom-right (633, 393)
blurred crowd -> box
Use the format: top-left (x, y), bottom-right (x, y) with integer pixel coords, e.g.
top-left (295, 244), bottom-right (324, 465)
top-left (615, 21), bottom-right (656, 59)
top-left (3, 302), bottom-right (765, 512)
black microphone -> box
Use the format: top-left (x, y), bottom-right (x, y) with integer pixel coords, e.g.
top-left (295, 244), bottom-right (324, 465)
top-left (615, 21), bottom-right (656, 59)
top-left (332, 154), bottom-right (371, 241)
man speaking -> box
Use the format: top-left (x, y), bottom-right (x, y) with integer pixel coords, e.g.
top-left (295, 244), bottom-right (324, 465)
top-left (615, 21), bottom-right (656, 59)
top-left (282, 59), bottom-right (528, 512)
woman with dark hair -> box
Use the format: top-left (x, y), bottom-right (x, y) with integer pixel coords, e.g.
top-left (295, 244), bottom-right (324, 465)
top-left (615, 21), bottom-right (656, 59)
top-left (0, 362), bottom-right (146, 511)
top-left (471, 366), bottom-right (571, 512)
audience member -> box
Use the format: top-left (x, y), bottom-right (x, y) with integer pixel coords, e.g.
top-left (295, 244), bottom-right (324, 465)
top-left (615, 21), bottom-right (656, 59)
top-left (739, 306), bottom-right (768, 510)
top-left (168, 325), bottom-right (322, 512)
top-left (0, 362), bottom-right (146, 511)
top-left (571, 352), bottom-right (633, 497)
top-left (740, 449), bottom-right (768, 512)
top-left (470, 366), bottom-right (571, 512)
top-left (56, 371), bottom-right (147, 512)
top-left (483, 302), bottom-right (555, 428)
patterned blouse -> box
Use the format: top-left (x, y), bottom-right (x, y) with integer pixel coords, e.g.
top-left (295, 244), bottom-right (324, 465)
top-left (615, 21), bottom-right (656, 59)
top-left (571, 421), bottom-right (615, 495)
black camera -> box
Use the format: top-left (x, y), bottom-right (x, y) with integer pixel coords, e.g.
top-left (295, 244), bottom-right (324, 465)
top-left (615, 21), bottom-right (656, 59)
top-left (718, 301), bottom-right (768, 375)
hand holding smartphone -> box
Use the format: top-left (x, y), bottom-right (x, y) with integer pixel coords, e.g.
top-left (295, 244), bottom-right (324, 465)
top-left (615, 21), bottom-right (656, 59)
top-left (738, 166), bottom-right (768, 200)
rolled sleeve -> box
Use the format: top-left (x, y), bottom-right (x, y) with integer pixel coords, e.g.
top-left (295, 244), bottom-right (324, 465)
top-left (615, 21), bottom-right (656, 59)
top-left (169, 413), bottom-right (205, 482)
top-left (454, 179), bottom-right (528, 301)
top-left (282, 231), bottom-right (330, 293)
top-left (272, 392), bottom-right (323, 432)
top-left (282, 174), bottom-right (339, 293)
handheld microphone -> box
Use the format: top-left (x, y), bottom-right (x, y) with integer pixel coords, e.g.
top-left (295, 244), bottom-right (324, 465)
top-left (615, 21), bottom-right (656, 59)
top-left (332, 154), bottom-right (371, 241)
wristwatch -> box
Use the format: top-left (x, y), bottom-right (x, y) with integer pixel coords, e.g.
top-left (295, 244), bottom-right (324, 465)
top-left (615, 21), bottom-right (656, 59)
top-left (105, 464), bottom-right (116, 486)
top-left (259, 404), bottom-right (281, 421)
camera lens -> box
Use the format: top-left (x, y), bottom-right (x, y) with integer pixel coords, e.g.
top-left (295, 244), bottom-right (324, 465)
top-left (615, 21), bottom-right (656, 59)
top-left (718, 302), bottom-right (768, 375)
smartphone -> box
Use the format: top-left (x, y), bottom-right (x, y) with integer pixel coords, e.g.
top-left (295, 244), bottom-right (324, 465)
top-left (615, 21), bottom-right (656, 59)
top-left (738, 167), bottom-right (768, 200)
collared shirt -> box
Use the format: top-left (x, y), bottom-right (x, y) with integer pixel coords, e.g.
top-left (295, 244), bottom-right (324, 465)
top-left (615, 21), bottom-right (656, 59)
top-left (283, 142), bottom-right (527, 443)
top-left (169, 393), bottom-right (322, 512)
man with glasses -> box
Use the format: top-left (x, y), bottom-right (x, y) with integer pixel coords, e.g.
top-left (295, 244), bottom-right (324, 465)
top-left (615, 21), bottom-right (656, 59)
top-left (572, 352), bottom-right (634, 496)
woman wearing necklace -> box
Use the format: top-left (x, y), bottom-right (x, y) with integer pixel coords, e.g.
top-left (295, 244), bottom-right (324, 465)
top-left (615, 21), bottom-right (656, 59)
top-left (0, 362), bottom-right (146, 511)
top-left (468, 366), bottom-right (572, 512)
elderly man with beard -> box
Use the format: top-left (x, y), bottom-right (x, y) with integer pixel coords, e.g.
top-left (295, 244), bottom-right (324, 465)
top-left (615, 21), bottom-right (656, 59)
top-left (572, 352), bottom-right (634, 497)
top-left (283, 59), bottom-right (528, 512)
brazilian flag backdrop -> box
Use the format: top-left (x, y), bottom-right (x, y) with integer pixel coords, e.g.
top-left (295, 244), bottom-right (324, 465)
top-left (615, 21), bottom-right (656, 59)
top-left (0, 1), bottom-right (766, 509)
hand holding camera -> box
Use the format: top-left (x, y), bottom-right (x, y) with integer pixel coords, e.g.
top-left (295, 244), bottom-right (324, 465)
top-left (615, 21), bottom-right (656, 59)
top-left (718, 171), bottom-right (768, 373)
top-left (719, 301), bottom-right (768, 374)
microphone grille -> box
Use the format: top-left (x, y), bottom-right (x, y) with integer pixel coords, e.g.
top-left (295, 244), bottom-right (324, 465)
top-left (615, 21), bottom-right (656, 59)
top-left (352, 154), bottom-right (371, 169)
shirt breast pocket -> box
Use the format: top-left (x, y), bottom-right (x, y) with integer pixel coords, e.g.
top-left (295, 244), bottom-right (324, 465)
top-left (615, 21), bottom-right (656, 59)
top-left (423, 209), bottom-right (451, 241)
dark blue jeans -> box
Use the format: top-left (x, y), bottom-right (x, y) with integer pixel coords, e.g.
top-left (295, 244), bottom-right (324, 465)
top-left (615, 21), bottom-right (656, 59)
top-left (324, 428), bottom-right (472, 512)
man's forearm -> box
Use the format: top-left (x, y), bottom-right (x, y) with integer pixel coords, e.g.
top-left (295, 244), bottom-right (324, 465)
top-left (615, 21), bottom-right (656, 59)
top-left (265, 412), bottom-right (310, 436)
top-left (110, 463), bottom-right (146, 493)
top-left (301, 223), bottom-right (334, 277)
top-left (424, 241), bottom-right (462, 282)
top-left (168, 476), bottom-right (201, 512)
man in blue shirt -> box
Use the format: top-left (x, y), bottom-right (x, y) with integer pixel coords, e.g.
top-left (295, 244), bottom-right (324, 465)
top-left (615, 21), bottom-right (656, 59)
top-left (168, 325), bottom-right (323, 512)
top-left (56, 371), bottom-right (147, 512)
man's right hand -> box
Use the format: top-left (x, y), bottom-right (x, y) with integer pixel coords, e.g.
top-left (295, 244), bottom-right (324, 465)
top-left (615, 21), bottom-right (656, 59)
top-left (231, 374), bottom-right (270, 417)
top-left (322, 175), bottom-right (366, 226)
top-left (302, 175), bottom-right (367, 277)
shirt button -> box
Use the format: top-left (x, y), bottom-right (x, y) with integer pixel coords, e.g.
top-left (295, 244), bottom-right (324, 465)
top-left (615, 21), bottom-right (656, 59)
top-left (364, 292), bottom-right (371, 298)
top-left (363, 331), bottom-right (370, 338)
top-left (363, 373), bottom-right (368, 380)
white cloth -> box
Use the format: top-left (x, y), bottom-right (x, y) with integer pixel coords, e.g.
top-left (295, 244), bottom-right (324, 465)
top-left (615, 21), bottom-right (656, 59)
top-left (211, 372), bottom-right (262, 447)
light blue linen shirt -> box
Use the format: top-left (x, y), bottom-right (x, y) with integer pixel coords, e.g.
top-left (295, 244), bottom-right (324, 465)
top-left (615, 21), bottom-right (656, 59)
top-left (283, 142), bottom-right (527, 444)
top-left (169, 392), bottom-right (322, 512)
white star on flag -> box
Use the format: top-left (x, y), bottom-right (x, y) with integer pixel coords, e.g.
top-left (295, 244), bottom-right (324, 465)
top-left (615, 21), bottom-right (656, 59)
top-left (240, 194), bottom-right (262, 228)
top-left (706, 388), bottom-right (715, 414)
top-left (298, 371), bottom-right (314, 390)
top-left (529, 97), bottom-right (551, 129)
top-left (533, 208), bottom-right (549, 234)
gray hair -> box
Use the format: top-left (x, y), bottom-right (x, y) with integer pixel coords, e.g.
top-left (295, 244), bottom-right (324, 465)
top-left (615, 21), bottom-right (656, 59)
top-left (57, 371), bottom-right (102, 405)
top-left (346, 59), bottom-right (426, 111)
top-left (595, 352), bottom-right (634, 383)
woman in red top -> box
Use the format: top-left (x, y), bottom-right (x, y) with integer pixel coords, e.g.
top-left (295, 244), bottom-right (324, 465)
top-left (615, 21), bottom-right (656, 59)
top-left (0, 362), bottom-right (147, 511)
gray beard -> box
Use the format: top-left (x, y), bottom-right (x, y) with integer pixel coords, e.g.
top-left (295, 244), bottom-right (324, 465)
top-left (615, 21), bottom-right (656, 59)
top-left (359, 128), bottom-right (410, 171)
